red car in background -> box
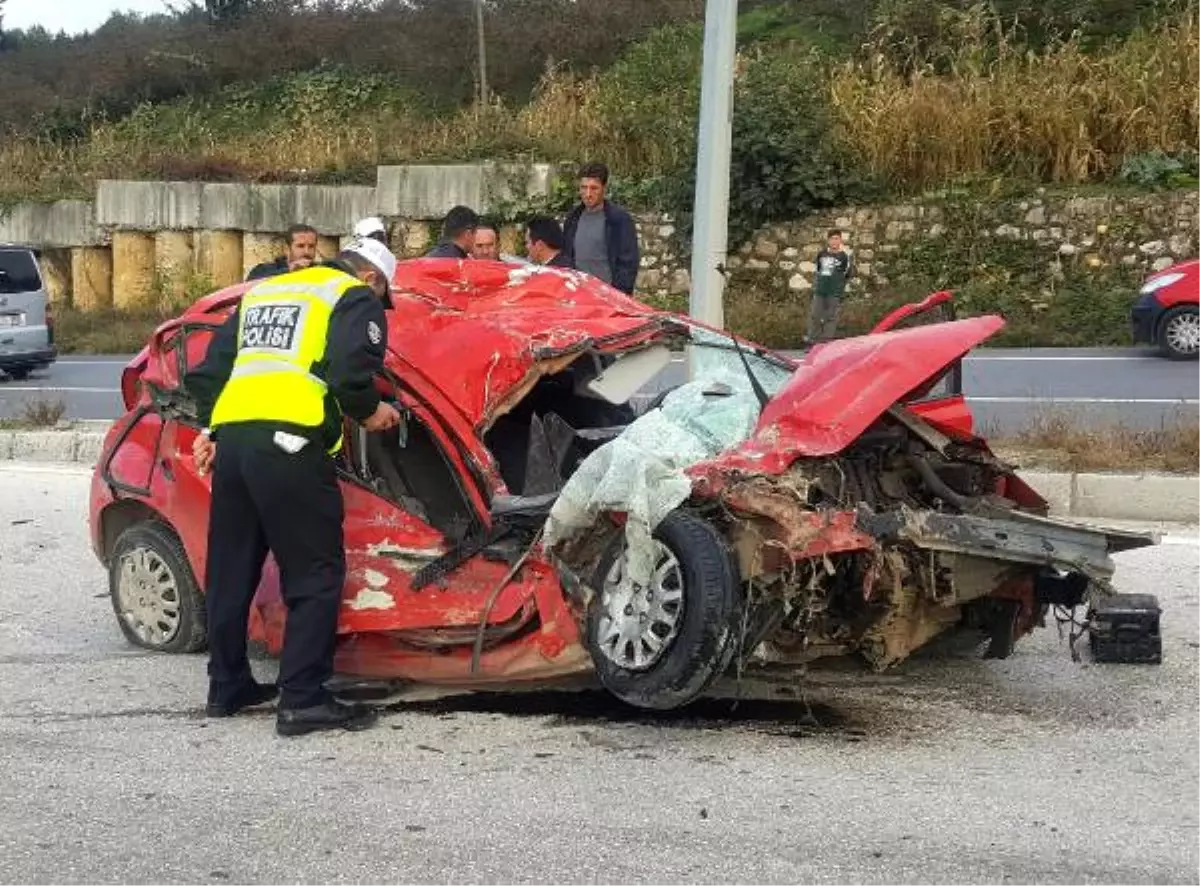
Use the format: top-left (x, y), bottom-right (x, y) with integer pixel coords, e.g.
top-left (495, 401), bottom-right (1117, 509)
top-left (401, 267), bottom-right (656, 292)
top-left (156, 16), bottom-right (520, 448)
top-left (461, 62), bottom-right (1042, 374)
top-left (88, 262), bottom-right (1157, 712)
top-left (1131, 258), bottom-right (1199, 359)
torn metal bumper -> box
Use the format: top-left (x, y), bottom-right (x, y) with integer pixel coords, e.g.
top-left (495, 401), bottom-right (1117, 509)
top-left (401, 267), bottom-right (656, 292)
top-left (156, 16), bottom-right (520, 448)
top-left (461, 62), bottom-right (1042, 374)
top-left (855, 505), bottom-right (1156, 590)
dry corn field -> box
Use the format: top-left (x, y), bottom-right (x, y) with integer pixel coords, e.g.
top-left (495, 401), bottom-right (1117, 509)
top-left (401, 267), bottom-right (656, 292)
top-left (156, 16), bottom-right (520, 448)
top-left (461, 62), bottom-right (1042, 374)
top-left (830, 12), bottom-right (1200, 188)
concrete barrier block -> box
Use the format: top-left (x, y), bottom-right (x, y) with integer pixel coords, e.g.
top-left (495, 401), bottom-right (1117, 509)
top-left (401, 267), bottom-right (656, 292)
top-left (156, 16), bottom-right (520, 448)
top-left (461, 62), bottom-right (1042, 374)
top-left (245, 185), bottom-right (300, 233)
top-left (376, 163), bottom-right (555, 219)
top-left (1015, 470), bottom-right (1073, 515)
top-left (195, 230), bottom-right (244, 288)
top-left (1074, 472), bottom-right (1200, 522)
top-left (377, 165), bottom-right (485, 218)
top-left (0, 200), bottom-right (101, 248)
top-left (205, 182), bottom-right (376, 235)
top-left (155, 230), bottom-right (195, 302)
top-left (242, 233), bottom-right (287, 278)
top-left (199, 183), bottom-right (253, 231)
top-left (295, 186), bottom-right (376, 235)
top-left (38, 248), bottom-right (73, 306)
top-left (11, 431), bottom-right (78, 462)
top-left (75, 433), bottom-right (105, 465)
top-left (97, 181), bottom-right (203, 230)
top-left (481, 162), bottom-right (556, 209)
top-left (394, 220), bottom-right (432, 258)
top-left (112, 232), bottom-right (157, 311)
top-left (70, 247), bottom-right (114, 312)
top-left (317, 235), bottom-right (340, 262)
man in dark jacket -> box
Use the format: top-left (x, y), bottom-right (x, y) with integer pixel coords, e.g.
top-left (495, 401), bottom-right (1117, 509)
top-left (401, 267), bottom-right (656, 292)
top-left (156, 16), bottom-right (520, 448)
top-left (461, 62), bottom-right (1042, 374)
top-left (187, 237), bottom-right (401, 737)
top-left (425, 205), bottom-right (480, 259)
top-left (561, 162), bottom-right (640, 294)
top-left (525, 215), bottom-right (574, 269)
top-left (245, 224), bottom-right (319, 281)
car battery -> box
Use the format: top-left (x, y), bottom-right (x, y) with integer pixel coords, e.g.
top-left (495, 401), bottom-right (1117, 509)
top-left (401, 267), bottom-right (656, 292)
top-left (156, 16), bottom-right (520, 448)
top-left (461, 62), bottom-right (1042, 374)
top-left (1088, 593), bottom-right (1162, 664)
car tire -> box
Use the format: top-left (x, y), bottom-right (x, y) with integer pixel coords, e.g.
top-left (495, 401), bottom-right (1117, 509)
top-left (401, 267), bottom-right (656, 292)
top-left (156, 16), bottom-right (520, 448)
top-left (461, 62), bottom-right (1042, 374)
top-left (4, 368), bottom-right (30, 381)
top-left (586, 510), bottom-right (743, 711)
top-left (109, 521), bottom-right (207, 653)
top-left (1157, 305), bottom-right (1200, 360)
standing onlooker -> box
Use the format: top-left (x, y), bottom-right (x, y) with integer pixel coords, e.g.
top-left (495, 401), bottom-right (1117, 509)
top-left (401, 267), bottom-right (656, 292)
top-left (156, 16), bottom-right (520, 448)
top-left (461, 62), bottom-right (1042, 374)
top-left (562, 162), bottom-right (639, 294)
top-left (425, 205), bottom-right (480, 259)
top-left (806, 229), bottom-right (855, 344)
top-left (245, 224), bottom-right (319, 281)
top-left (473, 222), bottom-right (529, 265)
top-left (525, 215), bottom-right (573, 268)
top-left (472, 223), bottom-right (501, 261)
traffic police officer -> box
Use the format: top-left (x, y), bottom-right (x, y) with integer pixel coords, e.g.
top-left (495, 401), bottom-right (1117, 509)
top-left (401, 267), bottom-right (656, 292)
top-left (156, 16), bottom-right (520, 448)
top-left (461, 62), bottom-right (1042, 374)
top-left (187, 236), bottom-right (401, 737)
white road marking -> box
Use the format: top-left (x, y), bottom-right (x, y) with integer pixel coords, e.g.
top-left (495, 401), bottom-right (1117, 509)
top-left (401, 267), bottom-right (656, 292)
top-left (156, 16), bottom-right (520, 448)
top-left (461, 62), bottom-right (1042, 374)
top-left (0, 463), bottom-right (92, 477)
top-left (967, 396), bottom-right (1199, 405)
top-left (1161, 535), bottom-right (1200, 547)
top-left (48, 359), bottom-right (133, 365)
top-left (965, 355), bottom-right (1158, 362)
top-left (667, 352), bottom-right (1159, 363)
top-left (0, 386), bottom-right (119, 393)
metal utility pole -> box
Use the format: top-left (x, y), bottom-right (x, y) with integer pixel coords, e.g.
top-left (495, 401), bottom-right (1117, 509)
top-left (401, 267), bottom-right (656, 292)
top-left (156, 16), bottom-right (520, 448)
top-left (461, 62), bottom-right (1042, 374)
top-left (687, 0), bottom-right (738, 331)
top-left (475, 0), bottom-right (489, 104)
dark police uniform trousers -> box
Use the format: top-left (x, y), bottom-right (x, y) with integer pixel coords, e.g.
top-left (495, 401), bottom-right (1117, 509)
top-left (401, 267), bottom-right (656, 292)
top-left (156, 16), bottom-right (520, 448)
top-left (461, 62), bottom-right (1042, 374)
top-left (205, 421), bottom-right (344, 711)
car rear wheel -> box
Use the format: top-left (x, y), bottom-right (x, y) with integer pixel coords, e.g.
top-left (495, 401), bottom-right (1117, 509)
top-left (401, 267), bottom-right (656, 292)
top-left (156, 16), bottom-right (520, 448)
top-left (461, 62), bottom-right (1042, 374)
top-left (3, 368), bottom-right (30, 381)
top-left (109, 521), bottom-right (206, 653)
top-left (1158, 305), bottom-right (1199, 360)
top-left (587, 510), bottom-right (743, 710)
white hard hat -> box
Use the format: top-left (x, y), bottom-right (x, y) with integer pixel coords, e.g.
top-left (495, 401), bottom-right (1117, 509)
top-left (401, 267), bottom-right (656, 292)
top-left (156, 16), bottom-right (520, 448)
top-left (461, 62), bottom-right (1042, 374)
top-left (343, 235), bottom-right (397, 283)
top-left (353, 216), bottom-right (387, 239)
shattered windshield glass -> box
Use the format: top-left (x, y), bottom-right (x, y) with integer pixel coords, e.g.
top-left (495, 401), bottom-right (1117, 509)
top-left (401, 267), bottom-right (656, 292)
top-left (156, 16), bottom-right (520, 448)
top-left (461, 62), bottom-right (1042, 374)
top-left (546, 324), bottom-right (801, 590)
top-left (682, 324), bottom-right (797, 396)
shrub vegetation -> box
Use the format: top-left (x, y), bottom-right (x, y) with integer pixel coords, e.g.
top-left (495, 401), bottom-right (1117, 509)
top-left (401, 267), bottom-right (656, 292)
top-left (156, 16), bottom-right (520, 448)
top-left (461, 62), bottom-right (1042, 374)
top-left (0, 0), bottom-right (1195, 350)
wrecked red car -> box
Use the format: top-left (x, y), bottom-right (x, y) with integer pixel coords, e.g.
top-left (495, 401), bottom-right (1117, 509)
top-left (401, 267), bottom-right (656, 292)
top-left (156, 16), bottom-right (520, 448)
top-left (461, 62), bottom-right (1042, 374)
top-left (89, 261), bottom-right (1159, 711)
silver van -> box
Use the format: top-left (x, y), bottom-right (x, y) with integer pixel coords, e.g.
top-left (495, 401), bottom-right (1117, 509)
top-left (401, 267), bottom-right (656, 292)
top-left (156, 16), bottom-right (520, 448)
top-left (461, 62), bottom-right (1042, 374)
top-left (0, 245), bottom-right (56, 380)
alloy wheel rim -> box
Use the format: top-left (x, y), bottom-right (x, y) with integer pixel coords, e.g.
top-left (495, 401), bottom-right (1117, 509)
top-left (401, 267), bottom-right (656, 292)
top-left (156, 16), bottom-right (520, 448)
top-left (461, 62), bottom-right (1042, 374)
top-left (1166, 312), bottom-right (1200, 355)
top-left (116, 546), bottom-right (182, 646)
top-left (596, 542), bottom-right (685, 671)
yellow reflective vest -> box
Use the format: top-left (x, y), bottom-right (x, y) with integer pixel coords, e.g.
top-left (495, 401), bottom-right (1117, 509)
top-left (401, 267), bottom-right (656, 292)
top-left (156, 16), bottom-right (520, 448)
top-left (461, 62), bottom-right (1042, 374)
top-left (209, 265), bottom-right (362, 448)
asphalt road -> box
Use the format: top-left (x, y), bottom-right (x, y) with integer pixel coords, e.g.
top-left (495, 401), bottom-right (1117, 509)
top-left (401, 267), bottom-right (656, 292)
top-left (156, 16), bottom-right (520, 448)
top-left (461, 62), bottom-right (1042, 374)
top-left (0, 464), bottom-right (1197, 884)
top-left (1, 348), bottom-right (1197, 434)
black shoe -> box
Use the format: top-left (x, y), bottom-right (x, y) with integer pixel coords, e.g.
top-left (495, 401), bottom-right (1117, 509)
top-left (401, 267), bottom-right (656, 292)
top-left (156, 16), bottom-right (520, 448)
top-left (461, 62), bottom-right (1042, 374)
top-left (206, 680), bottom-right (279, 718)
top-left (275, 699), bottom-right (378, 737)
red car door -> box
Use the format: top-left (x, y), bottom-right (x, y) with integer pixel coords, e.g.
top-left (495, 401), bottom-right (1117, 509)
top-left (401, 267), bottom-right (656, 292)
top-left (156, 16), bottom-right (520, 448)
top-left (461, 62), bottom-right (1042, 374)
top-left (333, 385), bottom-right (546, 634)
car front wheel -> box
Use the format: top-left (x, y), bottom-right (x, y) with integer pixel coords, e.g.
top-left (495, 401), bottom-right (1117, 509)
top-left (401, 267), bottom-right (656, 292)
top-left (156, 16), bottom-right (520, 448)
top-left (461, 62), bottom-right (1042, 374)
top-left (1158, 305), bottom-right (1200, 360)
top-left (109, 521), bottom-right (207, 653)
top-left (587, 510), bottom-right (743, 711)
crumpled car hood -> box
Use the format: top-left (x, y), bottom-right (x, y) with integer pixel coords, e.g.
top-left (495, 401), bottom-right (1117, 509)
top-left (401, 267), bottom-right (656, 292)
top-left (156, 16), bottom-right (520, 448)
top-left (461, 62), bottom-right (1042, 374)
top-left (691, 315), bottom-right (1005, 476)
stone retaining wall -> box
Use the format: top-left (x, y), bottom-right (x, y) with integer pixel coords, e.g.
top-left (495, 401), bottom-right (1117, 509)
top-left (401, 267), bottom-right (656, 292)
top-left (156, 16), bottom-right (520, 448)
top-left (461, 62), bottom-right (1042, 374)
top-left (634, 189), bottom-right (1199, 300)
top-left (1, 164), bottom-right (1194, 310)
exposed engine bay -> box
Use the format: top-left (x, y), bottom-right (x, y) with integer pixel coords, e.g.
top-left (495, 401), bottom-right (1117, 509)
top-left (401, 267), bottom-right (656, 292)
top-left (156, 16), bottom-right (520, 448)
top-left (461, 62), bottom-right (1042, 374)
top-left (684, 406), bottom-right (1142, 672)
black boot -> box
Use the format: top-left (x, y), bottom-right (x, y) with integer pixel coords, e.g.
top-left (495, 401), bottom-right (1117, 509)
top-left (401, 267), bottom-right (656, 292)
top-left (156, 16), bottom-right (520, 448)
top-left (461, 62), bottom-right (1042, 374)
top-left (276, 699), bottom-right (378, 737)
top-left (206, 680), bottom-right (279, 718)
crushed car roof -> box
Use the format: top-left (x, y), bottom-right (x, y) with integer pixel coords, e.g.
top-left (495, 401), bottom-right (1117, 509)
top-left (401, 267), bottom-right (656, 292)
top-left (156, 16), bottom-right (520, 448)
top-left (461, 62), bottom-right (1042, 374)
top-left (387, 259), bottom-right (677, 425)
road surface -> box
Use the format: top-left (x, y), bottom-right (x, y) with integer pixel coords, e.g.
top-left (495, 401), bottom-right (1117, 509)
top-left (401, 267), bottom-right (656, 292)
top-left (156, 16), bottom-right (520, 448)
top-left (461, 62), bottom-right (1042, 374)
top-left (0, 348), bottom-right (1197, 434)
top-left (0, 464), bottom-right (1196, 884)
